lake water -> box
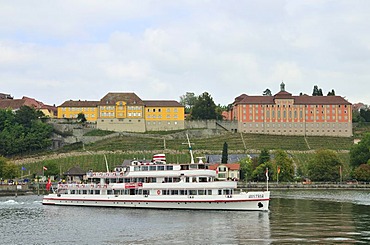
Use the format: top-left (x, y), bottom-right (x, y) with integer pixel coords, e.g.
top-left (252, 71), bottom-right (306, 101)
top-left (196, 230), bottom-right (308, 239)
top-left (0, 190), bottom-right (369, 244)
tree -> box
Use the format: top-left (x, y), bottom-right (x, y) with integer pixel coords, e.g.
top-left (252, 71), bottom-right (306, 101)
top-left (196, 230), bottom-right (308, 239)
top-left (15, 106), bottom-right (44, 128)
top-left (258, 149), bottom-right (270, 165)
top-left (221, 142), bottom-right (228, 164)
top-left (263, 89), bottom-right (272, 96)
top-left (360, 108), bottom-right (370, 122)
top-left (274, 150), bottom-right (294, 182)
top-left (352, 164), bottom-right (370, 181)
top-left (252, 161), bottom-right (274, 181)
top-left (327, 89), bottom-right (336, 96)
top-left (180, 92), bottom-right (197, 114)
top-left (0, 157), bottom-right (17, 179)
top-left (308, 149), bottom-right (342, 181)
top-left (312, 85), bottom-right (323, 96)
top-left (350, 133), bottom-right (370, 167)
top-left (190, 92), bottom-right (221, 120)
top-left (0, 107), bottom-right (52, 156)
top-left (0, 156), bottom-right (7, 178)
top-left (3, 161), bottom-right (17, 179)
top-left (77, 113), bottom-right (87, 123)
top-left (239, 155), bottom-right (253, 181)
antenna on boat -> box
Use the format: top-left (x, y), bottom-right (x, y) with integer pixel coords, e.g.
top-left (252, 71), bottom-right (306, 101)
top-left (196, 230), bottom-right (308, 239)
top-left (104, 154), bottom-right (109, 172)
top-left (184, 133), bottom-right (195, 164)
top-left (196, 157), bottom-right (205, 163)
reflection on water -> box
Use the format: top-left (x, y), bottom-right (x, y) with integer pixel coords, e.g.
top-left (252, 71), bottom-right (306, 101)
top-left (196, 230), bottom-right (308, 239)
top-left (0, 191), bottom-right (369, 244)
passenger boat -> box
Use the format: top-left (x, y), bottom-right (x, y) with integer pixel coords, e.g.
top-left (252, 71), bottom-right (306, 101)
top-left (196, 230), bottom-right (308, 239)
top-left (43, 137), bottom-right (270, 211)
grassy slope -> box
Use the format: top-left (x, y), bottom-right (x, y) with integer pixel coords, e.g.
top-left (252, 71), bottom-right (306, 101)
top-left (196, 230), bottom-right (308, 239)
top-left (19, 132), bottom-right (355, 179)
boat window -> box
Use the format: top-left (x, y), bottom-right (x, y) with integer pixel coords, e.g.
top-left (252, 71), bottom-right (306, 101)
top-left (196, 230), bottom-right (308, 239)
top-left (70, 190), bottom-right (76, 194)
top-left (131, 178), bottom-right (137, 183)
top-left (189, 190), bottom-right (197, 195)
top-left (166, 165), bottom-right (173, 170)
top-left (147, 177), bottom-right (156, 183)
top-left (124, 178), bottom-right (130, 183)
top-left (185, 177), bottom-right (190, 183)
top-left (180, 165), bottom-right (189, 170)
top-left (82, 190), bottom-right (87, 195)
top-left (171, 190), bottom-right (179, 195)
top-left (143, 190), bottom-right (149, 195)
top-left (135, 189), bottom-right (142, 195)
top-left (124, 189), bottom-right (130, 195)
top-left (199, 177), bottom-right (207, 182)
top-left (138, 178), bottom-right (145, 183)
top-left (218, 189), bottom-right (222, 195)
top-left (114, 190), bottom-right (120, 195)
top-left (190, 164), bottom-right (197, 169)
top-left (141, 166), bottom-right (148, 171)
top-left (107, 190), bottom-right (113, 195)
top-left (157, 166), bottom-right (165, 171)
top-left (180, 190), bottom-right (187, 195)
top-left (162, 190), bottom-right (170, 195)
top-left (208, 190), bottom-right (212, 195)
top-left (134, 166), bottom-right (140, 171)
top-left (198, 190), bottom-right (205, 195)
top-left (89, 190), bottom-right (94, 195)
top-left (223, 189), bottom-right (232, 195)
top-left (164, 177), bottom-right (173, 183)
top-left (149, 166), bottom-right (156, 171)
top-left (95, 190), bottom-right (100, 195)
top-left (198, 164), bottom-right (205, 169)
top-left (173, 177), bottom-right (180, 183)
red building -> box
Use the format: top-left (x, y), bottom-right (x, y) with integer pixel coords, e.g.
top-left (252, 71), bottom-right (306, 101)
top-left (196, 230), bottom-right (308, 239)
top-left (227, 83), bottom-right (352, 137)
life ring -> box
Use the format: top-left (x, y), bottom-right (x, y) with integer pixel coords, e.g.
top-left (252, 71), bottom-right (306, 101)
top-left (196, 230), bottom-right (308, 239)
top-left (157, 190), bottom-right (161, 195)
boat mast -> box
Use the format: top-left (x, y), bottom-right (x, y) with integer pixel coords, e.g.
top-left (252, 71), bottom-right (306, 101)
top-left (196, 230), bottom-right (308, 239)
top-left (104, 154), bottom-right (109, 172)
top-left (186, 134), bottom-right (195, 164)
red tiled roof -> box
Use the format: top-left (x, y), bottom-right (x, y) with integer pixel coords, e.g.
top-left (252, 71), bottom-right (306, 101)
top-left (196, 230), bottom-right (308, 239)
top-left (0, 99), bottom-right (26, 110)
top-left (208, 163), bottom-right (240, 170)
top-left (234, 91), bottom-right (351, 105)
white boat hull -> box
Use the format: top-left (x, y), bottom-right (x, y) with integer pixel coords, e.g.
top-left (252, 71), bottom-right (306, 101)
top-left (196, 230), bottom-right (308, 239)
top-left (43, 191), bottom-right (270, 211)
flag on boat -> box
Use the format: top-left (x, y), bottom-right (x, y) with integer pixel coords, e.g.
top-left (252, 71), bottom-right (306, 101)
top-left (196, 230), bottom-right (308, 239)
top-left (265, 168), bottom-right (269, 181)
top-left (153, 154), bottom-right (166, 162)
top-left (43, 166), bottom-right (48, 171)
top-left (46, 178), bottom-right (52, 191)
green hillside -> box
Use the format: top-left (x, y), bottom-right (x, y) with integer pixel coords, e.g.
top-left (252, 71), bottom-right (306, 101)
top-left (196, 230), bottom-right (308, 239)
top-left (83, 132), bottom-right (353, 152)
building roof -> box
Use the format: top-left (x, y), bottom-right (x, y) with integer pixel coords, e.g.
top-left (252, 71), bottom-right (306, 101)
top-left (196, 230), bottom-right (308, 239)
top-left (234, 93), bottom-right (351, 105)
top-left (206, 154), bottom-right (259, 163)
top-left (0, 93), bottom-right (13, 99)
top-left (208, 163), bottom-right (241, 171)
top-left (143, 100), bottom-right (184, 107)
top-left (0, 99), bottom-right (26, 110)
top-left (63, 166), bottom-right (86, 176)
top-left (99, 92), bottom-right (144, 106)
top-left (59, 100), bottom-right (100, 107)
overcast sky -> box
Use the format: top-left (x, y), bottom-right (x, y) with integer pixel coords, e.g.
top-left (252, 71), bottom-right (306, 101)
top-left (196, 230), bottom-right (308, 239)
top-left (1, 0), bottom-right (369, 106)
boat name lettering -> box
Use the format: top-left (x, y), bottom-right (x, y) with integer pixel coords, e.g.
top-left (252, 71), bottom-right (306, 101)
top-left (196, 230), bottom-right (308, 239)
top-left (248, 194), bottom-right (264, 199)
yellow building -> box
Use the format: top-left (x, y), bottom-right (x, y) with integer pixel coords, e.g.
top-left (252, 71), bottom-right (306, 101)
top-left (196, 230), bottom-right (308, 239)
top-left (144, 100), bottom-right (185, 131)
top-left (58, 100), bottom-right (99, 122)
top-left (57, 93), bottom-right (185, 132)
